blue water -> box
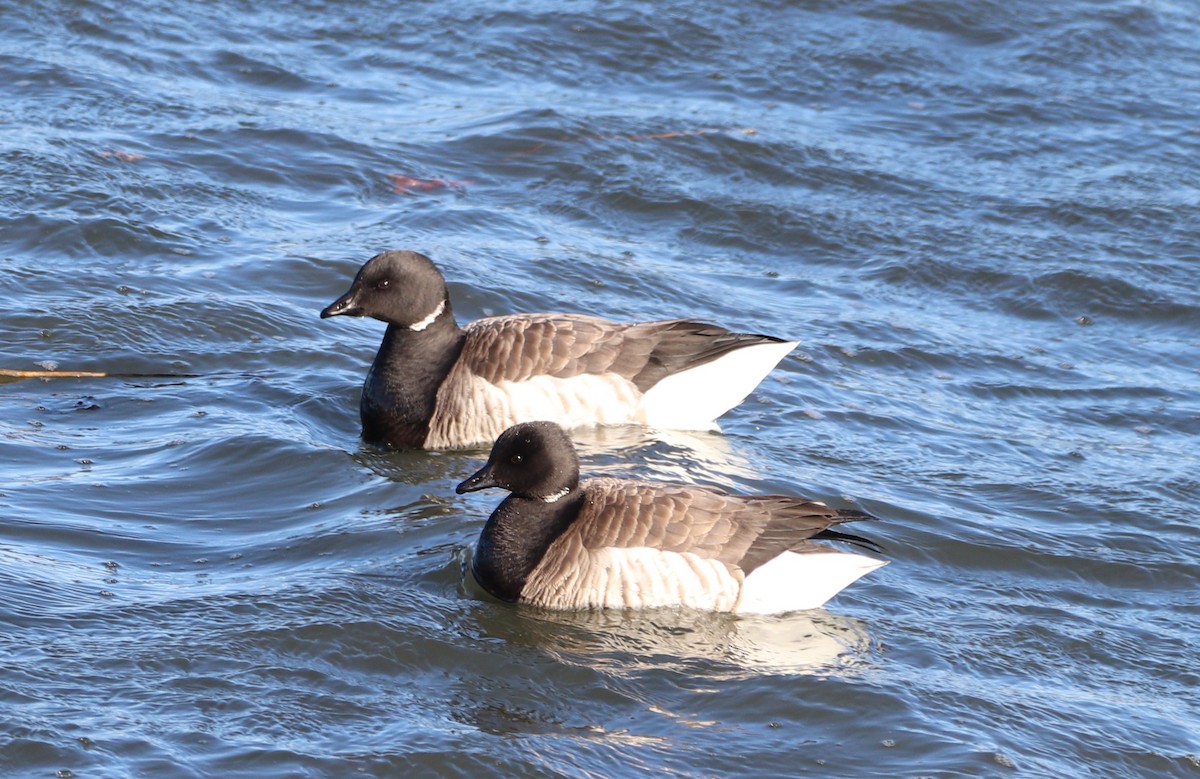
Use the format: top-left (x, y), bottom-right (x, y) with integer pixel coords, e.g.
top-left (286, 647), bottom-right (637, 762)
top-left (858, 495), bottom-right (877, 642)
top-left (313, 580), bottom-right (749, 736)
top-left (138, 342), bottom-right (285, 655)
top-left (2, 0), bottom-right (1199, 776)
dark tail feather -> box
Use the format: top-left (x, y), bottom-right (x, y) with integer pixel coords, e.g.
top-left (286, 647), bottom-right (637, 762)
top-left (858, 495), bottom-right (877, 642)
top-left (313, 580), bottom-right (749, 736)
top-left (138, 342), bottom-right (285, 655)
top-left (817, 508), bottom-right (884, 554)
top-left (814, 528), bottom-right (884, 555)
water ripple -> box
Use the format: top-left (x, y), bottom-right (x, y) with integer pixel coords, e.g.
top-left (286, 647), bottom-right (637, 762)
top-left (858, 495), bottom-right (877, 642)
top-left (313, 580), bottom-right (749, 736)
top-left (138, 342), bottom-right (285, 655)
top-left (2, 0), bottom-right (1199, 776)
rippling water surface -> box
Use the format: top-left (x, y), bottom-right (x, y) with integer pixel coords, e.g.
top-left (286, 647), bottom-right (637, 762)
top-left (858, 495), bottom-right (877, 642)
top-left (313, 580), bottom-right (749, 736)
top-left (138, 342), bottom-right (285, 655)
top-left (2, 0), bottom-right (1199, 776)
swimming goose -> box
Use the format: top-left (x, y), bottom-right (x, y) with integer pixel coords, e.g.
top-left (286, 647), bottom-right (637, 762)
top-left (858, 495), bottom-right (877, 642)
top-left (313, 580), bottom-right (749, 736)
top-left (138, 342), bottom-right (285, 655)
top-left (456, 421), bottom-right (886, 613)
top-left (321, 251), bottom-right (798, 449)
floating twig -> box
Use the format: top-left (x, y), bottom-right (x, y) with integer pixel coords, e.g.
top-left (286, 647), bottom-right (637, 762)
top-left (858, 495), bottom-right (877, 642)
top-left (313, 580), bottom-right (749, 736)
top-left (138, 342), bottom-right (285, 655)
top-left (1, 368), bottom-right (201, 381)
top-left (1, 368), bottom-right (108, 379)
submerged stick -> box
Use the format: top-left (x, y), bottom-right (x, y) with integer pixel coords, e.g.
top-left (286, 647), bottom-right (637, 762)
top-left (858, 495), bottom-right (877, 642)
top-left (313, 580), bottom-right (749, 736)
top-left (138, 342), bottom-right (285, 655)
top-left (606, 127), bottom-right (757, 142)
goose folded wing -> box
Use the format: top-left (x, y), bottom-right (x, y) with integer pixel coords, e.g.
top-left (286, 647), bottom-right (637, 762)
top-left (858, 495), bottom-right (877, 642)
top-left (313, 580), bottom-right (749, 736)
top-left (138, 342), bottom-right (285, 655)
top-left (459, 315), bottom-right (786, 391)
top-left (458, 314), bottom-right (654, 385)
top-left (574, 480), bottom-right (876, 576)
top-left (626, 320), bottom-right (791, 392)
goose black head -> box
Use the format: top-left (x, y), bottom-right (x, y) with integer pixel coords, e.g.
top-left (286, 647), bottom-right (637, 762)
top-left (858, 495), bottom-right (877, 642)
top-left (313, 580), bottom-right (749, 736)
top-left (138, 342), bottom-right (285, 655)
top-left (456, 422), bottom-right (581, 501)
top-left (321, 250), bottom-right (451, 330)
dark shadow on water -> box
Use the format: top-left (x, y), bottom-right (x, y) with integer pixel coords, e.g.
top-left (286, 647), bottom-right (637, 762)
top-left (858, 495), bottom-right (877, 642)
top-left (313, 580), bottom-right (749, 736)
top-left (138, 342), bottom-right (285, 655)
top-left (350, 443), bottom-right (482, 487)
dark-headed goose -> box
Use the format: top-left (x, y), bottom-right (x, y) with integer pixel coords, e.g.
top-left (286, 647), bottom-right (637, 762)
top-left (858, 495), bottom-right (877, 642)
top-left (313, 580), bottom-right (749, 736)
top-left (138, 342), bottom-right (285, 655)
top-left (321, 251), bottom-right (797, 449)
top-left (456, 421), bottom-right (886, 613)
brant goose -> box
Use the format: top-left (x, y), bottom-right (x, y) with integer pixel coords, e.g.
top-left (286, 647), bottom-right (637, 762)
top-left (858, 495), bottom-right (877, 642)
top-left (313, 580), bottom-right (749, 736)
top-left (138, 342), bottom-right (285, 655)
top-left (456, 422), bottom-right (886, 613)
top-left (321, 251), bottom-right (798, 449)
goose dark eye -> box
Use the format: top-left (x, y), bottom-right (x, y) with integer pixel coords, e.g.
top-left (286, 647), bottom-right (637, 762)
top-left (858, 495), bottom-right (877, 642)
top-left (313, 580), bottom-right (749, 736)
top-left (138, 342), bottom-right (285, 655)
top-left (509, 454), bottom-right (522, 464)
top-left (375, 279), bottom-right (390, 290)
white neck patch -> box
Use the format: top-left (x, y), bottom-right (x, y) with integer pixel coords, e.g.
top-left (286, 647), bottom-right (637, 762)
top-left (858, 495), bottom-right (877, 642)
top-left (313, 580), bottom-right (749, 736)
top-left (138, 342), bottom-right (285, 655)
top-left (540, 487), bottom-right (571, 504)
top-left (409, 300), bottom-right (446, 331)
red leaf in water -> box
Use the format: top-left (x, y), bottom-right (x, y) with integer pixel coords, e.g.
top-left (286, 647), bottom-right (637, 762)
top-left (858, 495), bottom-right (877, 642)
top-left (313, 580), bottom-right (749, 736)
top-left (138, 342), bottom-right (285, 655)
top-left (389, 174), bottom-right (471, 194)
top-left (99, 149), bottom-right (146, 162)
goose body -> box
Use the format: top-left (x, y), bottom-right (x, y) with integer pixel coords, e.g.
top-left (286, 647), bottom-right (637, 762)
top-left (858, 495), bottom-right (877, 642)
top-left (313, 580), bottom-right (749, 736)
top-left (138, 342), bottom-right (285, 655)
top-left (456, 422), bottom-right (887, 614)
top-left (321, 251), bottom-right (797, 449)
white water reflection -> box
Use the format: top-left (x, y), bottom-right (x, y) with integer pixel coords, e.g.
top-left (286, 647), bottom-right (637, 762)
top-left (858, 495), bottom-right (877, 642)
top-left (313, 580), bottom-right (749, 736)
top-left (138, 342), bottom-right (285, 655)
top-left (464, 568), bottom-right (875, 679)
top-left (569, 423), bottom-right (761, 488)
